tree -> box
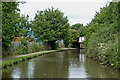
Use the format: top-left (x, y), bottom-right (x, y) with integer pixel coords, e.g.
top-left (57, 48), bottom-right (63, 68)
top-left (19, 14), bottom-right (31, 37)
top-left (32, 7), bottom-right (69, 49)
top-left (2, 2), bottom-right (30, 56)
top-left (69, 29), bottom-right (79, 42)
top-left (2, 2), bottom-right (20, 55)
top-left (0, 2), bottom-right (1, 37)
top-left (71, 23), bottom-right (85, 36)
top-left (84, 2), bottom-right (119, 69)
top-left (71, 23), bottom-right (83, 30)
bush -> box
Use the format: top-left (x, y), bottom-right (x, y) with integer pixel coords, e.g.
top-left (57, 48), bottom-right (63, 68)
top-left (84, 2), bottom-right (119, 69)
top-left (28, 43), bottom-right (45, 53)
top-left (2, 44), bottom-right (14, 57)
top-left (15, 37), bottom-right (29, 55)
top-left (103, 43), bottom-right (119, 69)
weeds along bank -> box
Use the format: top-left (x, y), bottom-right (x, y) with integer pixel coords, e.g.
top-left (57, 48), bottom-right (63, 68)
top-left (3, 37), bottom-right (64, 58)
top-left (84, 2), bottom-right (120, 69)
top-left (3, 39), bottom-right (44, 57)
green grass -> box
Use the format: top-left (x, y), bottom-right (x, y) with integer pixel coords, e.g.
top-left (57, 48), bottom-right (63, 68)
top-left (0, 48), bottom-right (75, 69)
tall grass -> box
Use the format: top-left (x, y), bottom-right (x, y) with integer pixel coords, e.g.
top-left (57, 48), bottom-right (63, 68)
top-left (28, 43), bottom-right (45, 53)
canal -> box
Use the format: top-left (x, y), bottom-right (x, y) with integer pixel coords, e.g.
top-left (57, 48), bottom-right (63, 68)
top-left (2, 49), bottom-right (120, 78)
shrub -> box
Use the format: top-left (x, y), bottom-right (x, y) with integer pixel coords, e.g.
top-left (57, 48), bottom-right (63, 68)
top-left (104, 43), bottom-right (119, 69)
top-left (15, 37), bottom-right (29, 55)
top-left (28, 43), bottom-right (45, 53)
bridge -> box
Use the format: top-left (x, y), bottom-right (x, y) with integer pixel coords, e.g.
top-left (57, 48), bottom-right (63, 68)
top-left (72, 36), bottom-right (85, 49)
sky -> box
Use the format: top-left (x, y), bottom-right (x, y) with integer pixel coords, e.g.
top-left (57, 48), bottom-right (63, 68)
top-left (18, 0), bottom-right (112, 26)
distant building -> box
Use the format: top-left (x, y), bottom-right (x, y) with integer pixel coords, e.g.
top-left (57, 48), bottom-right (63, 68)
top-left (78, 37), bottom-right (85, 43)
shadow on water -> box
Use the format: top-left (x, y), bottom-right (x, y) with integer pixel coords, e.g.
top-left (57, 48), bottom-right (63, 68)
top-left (85, 56), bottom-right (120, 78)
top-left (2, 49), bottom-right (120, 78)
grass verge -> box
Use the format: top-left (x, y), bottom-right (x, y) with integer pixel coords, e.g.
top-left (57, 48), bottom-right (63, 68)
top-left (0, 48), bottom-right (76, 69)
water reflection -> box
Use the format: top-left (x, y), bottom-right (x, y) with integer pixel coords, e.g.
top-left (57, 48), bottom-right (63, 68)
top-left (27, 60), bottom-right (35, 78)
top-left (85, 58), bottom-right (120, 78)
top-left (11, 68), bottom-right (21, 78)
top-left (79, 49), bottom-right (85, 63)
top-left (68, 49), bottom-right (88, 78)
top-left (2, 49), bottom-right (120, 78)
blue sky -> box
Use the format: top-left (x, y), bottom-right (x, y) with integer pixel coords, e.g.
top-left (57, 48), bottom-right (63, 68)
top-left (18, 0), bottom-right (112, 26)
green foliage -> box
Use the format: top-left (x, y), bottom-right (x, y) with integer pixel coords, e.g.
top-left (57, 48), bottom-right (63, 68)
top-left (103, 43), bottom-right (119, 68)
top-left (19, 14), bottom-right (31, 37)
top-left (2, 2), bottom-right (31, 56)
top-left (69, 29), bottom-right (79, 42)
top-left (28, 43), bottom-right (45, 53)
top-left (67, 23), bottom-right (85, 47)
top-left (32, 7), bottom-right (69, 49)
top-left (15, 37), bottom-right (28, 54)
top-left (2, 44), bottom-right (14, 57)
top-left (71, 23), bottom-right (85, 36)
top-left (118, 2), bottom-right (120, 69)
top-left (71, 23), bottom-right (83, 30)
top-left (2, 2), bottom-right (20, 53)
top-left (0, 2), bottom-right (2, 50)
top-left (84, 2), bottom-right (119, 69)
top-left (63, 32), bottom-right (71, 47)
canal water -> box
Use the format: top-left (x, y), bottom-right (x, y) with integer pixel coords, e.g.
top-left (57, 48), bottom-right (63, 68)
top-left (2, 49), bottom-right (120, 78)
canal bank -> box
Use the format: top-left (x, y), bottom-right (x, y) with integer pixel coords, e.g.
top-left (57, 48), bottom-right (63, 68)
top-left (0, 48), bottom-right (76, 69)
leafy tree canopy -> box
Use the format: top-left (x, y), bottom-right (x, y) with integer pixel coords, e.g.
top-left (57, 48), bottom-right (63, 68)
top-left (84, 2), bottom-right (119, 69)
top-left (2, 2), bottom-right (30, 55)
top-left (71, 23), bottom-right (83, 30)
top-left (71, 23), bottom-right (85, 36)
top-left (32, 7), bottom-right (69, 48)
top-left (2, 2), bottom-right (20, 51)
top-left (69, 29), bottom-right (79, 42)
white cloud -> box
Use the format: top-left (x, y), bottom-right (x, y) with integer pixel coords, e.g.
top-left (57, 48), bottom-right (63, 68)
top-left (18, 0), bottom-right (111, 26)
top-left (18, 0), bottom-right (112, 2)
top-left (68, 18), bottom-right (92, 26)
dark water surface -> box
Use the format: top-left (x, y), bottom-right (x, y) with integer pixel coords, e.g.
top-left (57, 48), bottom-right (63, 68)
top-left (2, 49), bottom-right (120, 78)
